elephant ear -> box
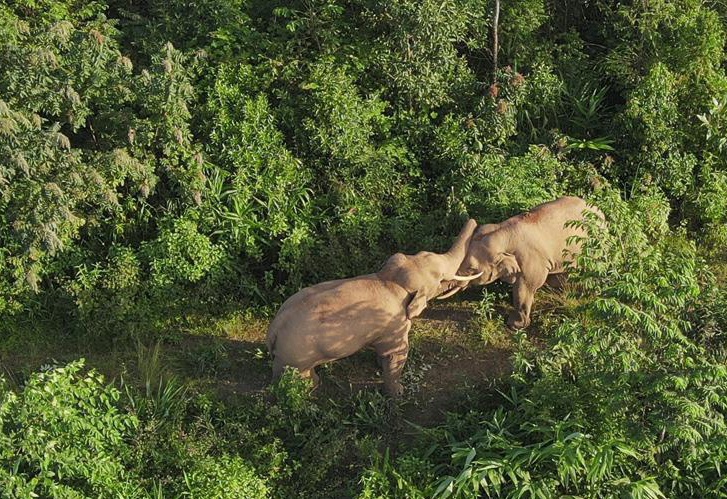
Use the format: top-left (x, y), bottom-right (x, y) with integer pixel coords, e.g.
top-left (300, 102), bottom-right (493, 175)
top-left (406, 290), bottom-right (428, 320)
top-left (498, 253), bottom-right (521, 282)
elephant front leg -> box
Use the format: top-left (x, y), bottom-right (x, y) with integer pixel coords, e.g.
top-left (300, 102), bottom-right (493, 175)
top-left (374, 326), bottom-right (411, 397)
top-left (508, 271), bottom-right (547, 329)
top-left (378, 347), bottom-right (409, 397)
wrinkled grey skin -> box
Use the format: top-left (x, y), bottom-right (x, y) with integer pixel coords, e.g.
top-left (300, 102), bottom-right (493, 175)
top-left (267, 219), bottom-right (481, 397)
top-left (453, 196), bottom-right (605, 329)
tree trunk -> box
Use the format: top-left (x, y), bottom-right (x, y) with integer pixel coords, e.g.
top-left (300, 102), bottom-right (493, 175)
top-left (492, 0), bottom-right (500, 83)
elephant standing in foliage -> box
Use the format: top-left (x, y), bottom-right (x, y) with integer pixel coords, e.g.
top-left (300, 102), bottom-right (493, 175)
top-left (266, 220), bottom-right (482, 396)
top-left (447, 196), bottom-right (605, 329)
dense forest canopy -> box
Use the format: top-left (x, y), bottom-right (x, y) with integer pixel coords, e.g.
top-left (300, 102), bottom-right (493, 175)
top-left (1, 0), bottom-right (727, 497)
top-left (1, 0), bottom-right (726, 322)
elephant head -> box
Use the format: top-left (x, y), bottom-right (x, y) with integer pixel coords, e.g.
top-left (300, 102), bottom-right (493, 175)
top-left (377, 219), bottom-right (483, 319)
top-left (439, 223), bottom-right (520, 297)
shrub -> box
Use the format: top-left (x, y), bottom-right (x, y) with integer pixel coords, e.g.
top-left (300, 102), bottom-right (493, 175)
top-left (442, 145), bottom-right (570, 222)
top-left (0, 360), bottom-right (141, 497)
top-left (427, 189), bottom-right (727, 497)
top-left (269, 367), bottom-right (316, 420)
top-left (205, 64), bottom-right (313, 263)
top-left (358, 449), bottom-right (432, 499)
top-left (145, 216), bottom-right (224, 287)
top-left (2, 0), bottom-right (727, 322)
top-left (183, 454), bottom-right (269, 498)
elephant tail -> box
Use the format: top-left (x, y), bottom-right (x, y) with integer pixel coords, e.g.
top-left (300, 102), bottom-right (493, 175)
top-left (266, 325), bottom-right (277, 354)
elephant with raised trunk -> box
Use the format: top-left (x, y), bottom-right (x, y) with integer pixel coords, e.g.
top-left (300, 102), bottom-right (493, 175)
top-left (267, 219), bottom-right (483, 396)
top-left (443, 196), bottom-right (605, 329)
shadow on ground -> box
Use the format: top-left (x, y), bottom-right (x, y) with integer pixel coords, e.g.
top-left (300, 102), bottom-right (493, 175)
top-left (0, 296), bottom-right (522, 427)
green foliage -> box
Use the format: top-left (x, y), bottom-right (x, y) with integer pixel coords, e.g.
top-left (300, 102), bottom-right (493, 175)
top-left (435, 412), bottom-right (664, 498)
top-left (0, 360), bottom-right (141, 497)
top-left (602, 0), bottom-right (727, 200)
top-left (358, 449), bottom-right (433, 499)
top-left (421, 190), bottom-right (727, 497)
top-left (183, 455), bottom-right (269, 499)
top-left (205, 64), bottom-right (312, 265)
top-left (145, 216), bottom-right (223, 286)
top-left (126, 341), bottom-right (190, 426)
top-left (364, 0), bottom-right (482, 112)
top-left (698, 96), bottom-right (727, 161)
top-left (442, 144), bottom-right (571, 221)
top-left (182, 339), bottom-right (229, 378)
top-left (269, 367), bottom-right (316, 419)
top-left (619, 63), bottom-right (697, 197)
top-left (65, 244), bottom-right (144, 332)
top-left (347, 387), bottom-right (400, 431)
top-left (2, 0), bottom-right (727, 325)
top-left (499, 0), bottom-right (549, 68)
top-left (3, 0), bottom-right (727, 496)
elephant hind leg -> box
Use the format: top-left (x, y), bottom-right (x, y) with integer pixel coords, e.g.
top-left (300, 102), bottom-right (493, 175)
top-left (508, 269), bottom-right (548, 329)
top-left (299, 368), bottom-right (321, 390)
top-left (545, 273), bottom-right (567, 290)
top-left (272, 356), bottom-right (286, 382)
top-left (272, 358), bottom-right (319, 389)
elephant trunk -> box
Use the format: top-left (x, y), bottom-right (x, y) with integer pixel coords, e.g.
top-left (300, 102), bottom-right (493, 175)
top-left (444, 219), bottom-right (477, 272)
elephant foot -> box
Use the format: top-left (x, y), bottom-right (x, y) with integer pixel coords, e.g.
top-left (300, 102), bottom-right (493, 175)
top-left (384, 380), bottom-right (404, 398)
top-left (507, 312), bottom-right (530, 330)
top-left (300, 368), bottom-right (321, 390)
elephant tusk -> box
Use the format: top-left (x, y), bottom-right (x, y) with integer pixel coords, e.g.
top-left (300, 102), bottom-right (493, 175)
top-left (450, 271), bottom-right (484, 282)
top-left (436, 287), bottom-right (462, 300)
